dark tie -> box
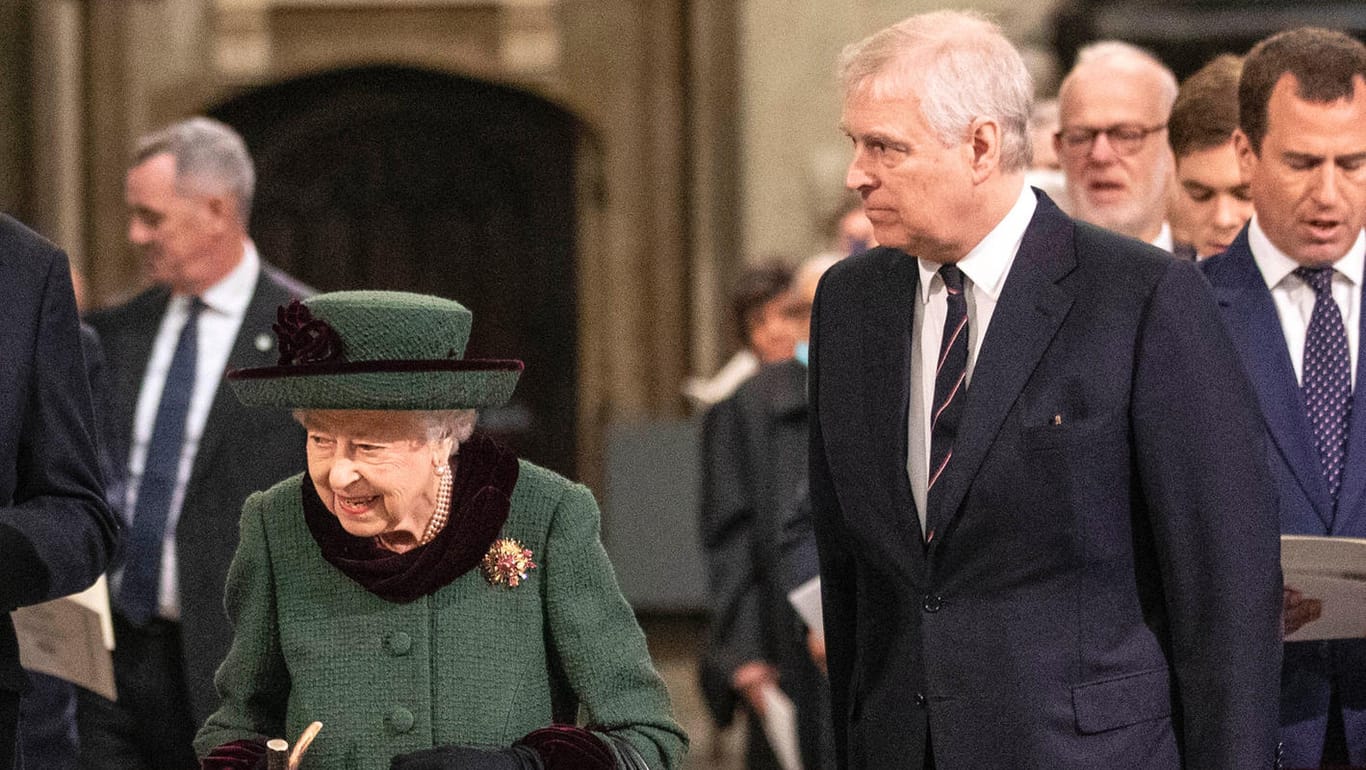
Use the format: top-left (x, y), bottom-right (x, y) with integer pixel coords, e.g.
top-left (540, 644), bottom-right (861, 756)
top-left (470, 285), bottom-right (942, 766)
top-left (1295, 266), bottom-right (1353, 503)
top-left (119, 297), bottom-right (203, 625)
top-left (927, 265), bottom-right (968, 531)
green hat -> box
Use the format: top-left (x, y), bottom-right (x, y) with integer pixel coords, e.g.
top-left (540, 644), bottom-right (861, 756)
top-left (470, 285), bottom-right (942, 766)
top-left (228, 290), bottom-right (522, 410)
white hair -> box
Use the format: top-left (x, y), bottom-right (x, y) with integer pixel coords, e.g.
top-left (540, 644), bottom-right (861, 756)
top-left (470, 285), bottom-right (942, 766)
top-left (837, 10), bottom-right (1034, 172)
top-left (417, 409), bottom-right (479, 446)
top-left (1066, 41), bottom-right (1178, 112)
top-left (293, 408), bottom-right (479, 449)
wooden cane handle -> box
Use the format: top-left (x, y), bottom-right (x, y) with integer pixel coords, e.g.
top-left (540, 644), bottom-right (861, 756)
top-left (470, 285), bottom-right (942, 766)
top-left (288, 721), bottom-right (323, 770)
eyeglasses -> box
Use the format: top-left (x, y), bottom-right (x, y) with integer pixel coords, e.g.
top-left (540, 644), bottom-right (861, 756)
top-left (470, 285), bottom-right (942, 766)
top-left (1055, 124), bottom-right (1167, 157)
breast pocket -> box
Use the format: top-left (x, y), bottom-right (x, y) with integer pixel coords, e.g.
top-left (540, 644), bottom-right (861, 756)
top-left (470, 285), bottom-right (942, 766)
top-left (1021, 417), bottom-right (1126, 453)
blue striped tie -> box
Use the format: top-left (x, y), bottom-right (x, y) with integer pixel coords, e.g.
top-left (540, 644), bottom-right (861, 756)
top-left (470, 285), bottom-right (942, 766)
top-left (118, 297), bottom-right (203, 625)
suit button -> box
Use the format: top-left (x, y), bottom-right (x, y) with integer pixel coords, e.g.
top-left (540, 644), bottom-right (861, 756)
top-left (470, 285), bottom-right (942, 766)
top-left (915, 692), bottom-right (927, 708)
top-left (386, 706), bottom-right (415, 734)
top-left (923, 594), bottom-right (943, 612)
top-left (385, 631), bottom-right (413, 656)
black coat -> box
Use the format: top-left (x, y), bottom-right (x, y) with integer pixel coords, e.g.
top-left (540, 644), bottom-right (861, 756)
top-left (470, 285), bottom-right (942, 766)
top-left (700, 358), bottom-right (833, 768)
top-left (0, 215), bottom-right (118, 765)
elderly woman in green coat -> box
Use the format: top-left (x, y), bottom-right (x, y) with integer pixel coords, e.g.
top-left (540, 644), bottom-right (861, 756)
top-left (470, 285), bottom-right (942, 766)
top-left (194, 291), bottom-right (687, 769)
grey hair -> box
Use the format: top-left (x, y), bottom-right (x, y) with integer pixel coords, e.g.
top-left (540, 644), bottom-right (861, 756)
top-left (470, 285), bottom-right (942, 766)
top-left (415, 409), bottom-right (479, 447)
top-left (1066, 41), bottom-right (1178, 112)
top-left (133, 117), bottom-right (255, 227)
top-left (293, 409), bottom-right (479, 449)
top-left (837, 10), bottom-right (1034, 173)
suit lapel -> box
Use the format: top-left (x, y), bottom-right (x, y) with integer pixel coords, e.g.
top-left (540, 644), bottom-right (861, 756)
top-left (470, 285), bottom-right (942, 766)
top-left (1331, 263), bottom-right (1366, 532)
top-left (1211, 232), bottom-right (1334, 528)
top-left (188, 269), bottom-right (286, 486)
top-left (857, 251), bottom-right (924, 569)
top-left (925, 194), bottom-right (1076, 540)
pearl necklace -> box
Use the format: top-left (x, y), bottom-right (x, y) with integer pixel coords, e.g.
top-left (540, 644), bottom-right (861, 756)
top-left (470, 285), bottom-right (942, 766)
top-left (418, 464), bottom-right (453, 546)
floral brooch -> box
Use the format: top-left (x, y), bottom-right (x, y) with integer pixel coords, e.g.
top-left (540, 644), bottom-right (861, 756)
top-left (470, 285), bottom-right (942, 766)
top-left (481, 538), bottom-right (537, 588)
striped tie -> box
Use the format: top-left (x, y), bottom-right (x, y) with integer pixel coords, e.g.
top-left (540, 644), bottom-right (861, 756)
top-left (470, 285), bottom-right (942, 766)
top-left (927, 264), bottom-right (968, 531)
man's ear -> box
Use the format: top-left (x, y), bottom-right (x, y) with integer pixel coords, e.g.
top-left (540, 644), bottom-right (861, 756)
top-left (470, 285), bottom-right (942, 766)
top-left (967, 116), bottom-right (1002, 183)
top-left (1232, 128), bottom-right (1258, 184)
top-left (202, 193), bottom-right (238, 234)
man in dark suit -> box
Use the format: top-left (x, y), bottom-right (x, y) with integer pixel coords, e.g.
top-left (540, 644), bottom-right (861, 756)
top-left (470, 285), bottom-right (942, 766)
top-left (0, 214), bottom-right (118, 770)
top-left (810, 11), bottom-right (1282, 769)
top-left (78, 117), bottom-right (310, 769)
top-left (19, 323), bottom-right (122, 770)
top-left (1199, 28), bottom-right (1366, 768)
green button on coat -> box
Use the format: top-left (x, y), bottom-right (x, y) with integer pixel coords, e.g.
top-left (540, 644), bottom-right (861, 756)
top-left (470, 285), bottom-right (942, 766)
top-left (387, 707), bottom-right (415, 734)
top-left (386, 631), bottom-right (413, 656)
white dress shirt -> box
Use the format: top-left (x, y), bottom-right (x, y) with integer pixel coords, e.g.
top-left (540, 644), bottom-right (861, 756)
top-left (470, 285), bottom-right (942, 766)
top-left (1151, 222), bottom-right (1174, 253)
top-left (123, 243), bottom-right (260, 620)
top-left (907, 183), bottom-right (1038, 533)
top-left (1248, 216), bottom-right (1362, 388)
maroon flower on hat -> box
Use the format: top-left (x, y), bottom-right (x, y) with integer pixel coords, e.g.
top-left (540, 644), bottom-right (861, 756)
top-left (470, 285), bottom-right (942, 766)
top-left (273, 299), bottom-right (343, 366)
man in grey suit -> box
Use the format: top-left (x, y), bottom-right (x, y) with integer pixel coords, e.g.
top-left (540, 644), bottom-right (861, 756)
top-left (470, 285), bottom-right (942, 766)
top-left (78, 117), bottom-right (311, 769)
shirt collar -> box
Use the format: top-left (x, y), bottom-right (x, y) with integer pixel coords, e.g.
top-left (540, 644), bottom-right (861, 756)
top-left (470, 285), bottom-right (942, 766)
top-left (1248, 215), bottom-right (1365, 291)
top-left (1150, 222), bottom-right (1174, 252)
top-left (181, 241), bottom-right (260, 315)
top-left (916, 182), bottom-right (1037, 304)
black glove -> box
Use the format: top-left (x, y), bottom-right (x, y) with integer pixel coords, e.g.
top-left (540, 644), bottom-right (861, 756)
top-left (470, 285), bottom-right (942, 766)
top-left (391, 744), bottom-right (544, 770)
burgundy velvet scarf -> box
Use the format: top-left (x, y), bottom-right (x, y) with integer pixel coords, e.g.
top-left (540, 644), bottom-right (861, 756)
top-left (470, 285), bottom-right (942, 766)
top-left (301, 430), bottom-right (521, 602)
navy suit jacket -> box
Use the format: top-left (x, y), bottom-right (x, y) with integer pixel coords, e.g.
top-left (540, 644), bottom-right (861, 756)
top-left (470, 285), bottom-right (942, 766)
top-left (0, 215), bottom-right (118, 759)
top-left (86, 262), bottom-right (310, 725)
top-left (1200, 228), bottom-right (1366, 765)
top-left (809, 192), bottom-right (1282, 769)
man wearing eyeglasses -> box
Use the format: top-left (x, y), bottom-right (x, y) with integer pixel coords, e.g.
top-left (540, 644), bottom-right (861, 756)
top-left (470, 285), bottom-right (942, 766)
top-left (1056, 42), bottom-right (1184, 255)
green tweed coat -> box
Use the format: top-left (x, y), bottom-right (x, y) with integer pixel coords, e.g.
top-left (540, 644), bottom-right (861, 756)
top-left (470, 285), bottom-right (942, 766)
top-left (193, 462), bottom-right (687, 769)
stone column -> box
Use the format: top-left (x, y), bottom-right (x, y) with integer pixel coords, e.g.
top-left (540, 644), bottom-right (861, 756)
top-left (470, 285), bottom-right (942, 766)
top-left (30, 0), bottom-right (86, 274)
top-left (561, 0), bottom-right (693, 484)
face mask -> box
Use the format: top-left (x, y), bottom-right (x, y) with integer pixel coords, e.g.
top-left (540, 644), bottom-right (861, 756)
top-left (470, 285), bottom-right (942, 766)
top-left (795, 341), bottom-right (809, 367)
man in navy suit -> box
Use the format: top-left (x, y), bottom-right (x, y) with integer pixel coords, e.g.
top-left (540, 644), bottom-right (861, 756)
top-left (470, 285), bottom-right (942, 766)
top-left (78, 117), bottom-right (310, 769)
top-left (0, 215), bottom-right (118, 769)
top-left (1199, 27), bottom-right (1366, 768)
top-left (810, 11), bottom-right (1282, 768)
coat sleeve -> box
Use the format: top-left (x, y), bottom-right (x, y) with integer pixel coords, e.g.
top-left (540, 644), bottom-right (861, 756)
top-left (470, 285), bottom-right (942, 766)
top-left (696, 396), bottom-right (767, 725)
top-left (542, 482), bottom-right (688, 769)
top-left (194, 491), bottom-right (291, 758)
top-left (0, 244), bottom-right (117, 609)
top-left (1131, 259), bottom-right (1282, 768)
top-left (807, 271), bottom-right (857, 768)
